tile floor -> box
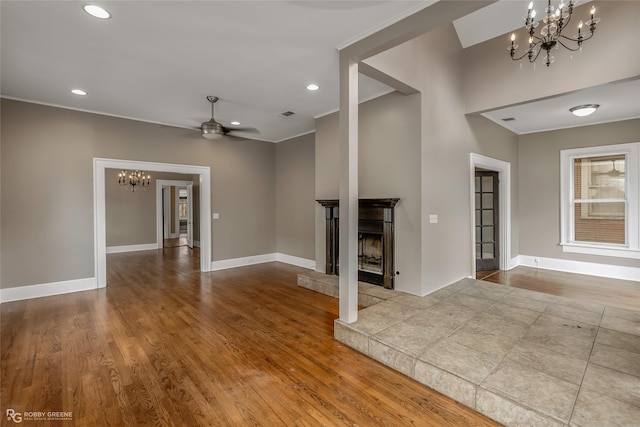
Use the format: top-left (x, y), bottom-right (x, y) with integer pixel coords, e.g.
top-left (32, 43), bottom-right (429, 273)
top-left (298, 272), bottom-right (640, 427)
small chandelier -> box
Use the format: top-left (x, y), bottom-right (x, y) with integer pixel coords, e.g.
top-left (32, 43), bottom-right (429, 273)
top-left (508, 0), bottom-right (600, 67)
top-left (118, 170), bottom-right (151, 192)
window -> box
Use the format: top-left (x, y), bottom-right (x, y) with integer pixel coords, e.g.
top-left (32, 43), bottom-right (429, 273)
top-left (179, 188), bottom-right (188, 220)
top-left (560, 142), bottom-right (639, 258)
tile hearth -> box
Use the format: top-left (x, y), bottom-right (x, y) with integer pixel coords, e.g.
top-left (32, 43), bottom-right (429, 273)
top-left (298, 272), bottom-right (640, 427)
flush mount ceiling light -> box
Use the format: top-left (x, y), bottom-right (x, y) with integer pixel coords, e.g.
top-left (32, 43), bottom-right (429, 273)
top-left (570, 104), bottom-right (599, 117)
top-left (508, 0), bottom-right (599, 67)
top-left (306, 83), bottom-right (320, 91)
top-left (71, 89), bottom-right (87, 96)
top-left (83, 4), bottom-right (110, 19)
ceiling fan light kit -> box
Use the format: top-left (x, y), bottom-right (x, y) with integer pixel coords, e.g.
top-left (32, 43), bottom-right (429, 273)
top-left (201, 96), bottom-right (225, 139)
top-left (508, 0), bottom-right (599, 67)
top-left (200, 95), bottom-right (259, 139)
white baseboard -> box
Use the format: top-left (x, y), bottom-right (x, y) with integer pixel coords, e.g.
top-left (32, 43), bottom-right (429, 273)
top-left (210, 252), bottom-right (316, 271)
top-left (194, 240), bottom-right (201, 248)
top-left (276, 253), bottom-right (316, 270)
top-left (517, 255), bottom-right (640, 282)
top-left (210, 253), bottom-right (278, 271)
top-left (0, 277), bottom-right (96, 304)
top-left (106, 243), bottom-right (159, 254)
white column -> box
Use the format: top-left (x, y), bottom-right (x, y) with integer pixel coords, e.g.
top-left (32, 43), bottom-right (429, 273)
top-left (338, 57), bottom-right (359, 323)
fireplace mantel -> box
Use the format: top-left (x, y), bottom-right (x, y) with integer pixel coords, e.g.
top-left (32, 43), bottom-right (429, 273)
top-left (317, 198), bottom-right (399, 289)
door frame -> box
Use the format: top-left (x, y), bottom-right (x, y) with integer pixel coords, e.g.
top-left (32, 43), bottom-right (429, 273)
top-left (94, 158), bottom-right (211, 287)
top-left (469, 154), bottom-right (511, 277)
top-left (156, 180), bottom-right (194, 248)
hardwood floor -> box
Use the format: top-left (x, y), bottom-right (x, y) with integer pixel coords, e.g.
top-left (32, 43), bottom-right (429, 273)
top-left (1, 248), bottom-right (499, 426)
top-left (480, 266), bottom-right (640, 311)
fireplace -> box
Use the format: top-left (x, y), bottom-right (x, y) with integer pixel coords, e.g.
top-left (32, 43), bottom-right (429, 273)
top-left (317, 198), bottom-right (399, 289)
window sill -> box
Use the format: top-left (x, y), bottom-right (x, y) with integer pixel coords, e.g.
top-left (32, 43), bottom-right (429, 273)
top-left (561, 243), bottom-right (640, 259)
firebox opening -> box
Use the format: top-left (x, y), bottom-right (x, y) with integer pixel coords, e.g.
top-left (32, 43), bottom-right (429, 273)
top-left (358, 233), bottom-right (383, 274)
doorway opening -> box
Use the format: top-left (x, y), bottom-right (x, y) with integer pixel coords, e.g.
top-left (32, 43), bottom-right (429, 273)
top-left (469, 154), bottom-right (511, 278)
top-left (94, 158), bottom-right (212, 288)
top-left (475, 169), bottom-right (499, 272)
top-left (157, 180), bottom-right (194, 249)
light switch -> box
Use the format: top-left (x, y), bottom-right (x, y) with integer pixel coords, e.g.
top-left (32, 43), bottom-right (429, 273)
top-left (429, 214), bottom-right (438, 224)
top-left (213, 213), bottom-right (220, 220)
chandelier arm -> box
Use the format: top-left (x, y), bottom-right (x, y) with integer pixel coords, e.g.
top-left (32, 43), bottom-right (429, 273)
top-left (556, 39), bottom-right (581, 52)
top-left (559, 30), bottom-right (595, 44)
top-left (511, 47), bottom-right (536, 62)
top-left (528, 46), bottom-right (544, 63)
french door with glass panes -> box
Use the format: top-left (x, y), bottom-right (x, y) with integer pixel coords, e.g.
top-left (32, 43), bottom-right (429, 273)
top-left (475, 171), bottom-right (499, 271)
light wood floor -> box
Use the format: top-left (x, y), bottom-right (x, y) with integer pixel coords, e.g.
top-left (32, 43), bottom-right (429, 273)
top-left (479, 266), bottom-right (640, 311)
top-left (1, 248), bottom-right (499, 426)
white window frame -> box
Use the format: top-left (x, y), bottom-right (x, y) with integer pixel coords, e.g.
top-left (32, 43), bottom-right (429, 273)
top-left (560, 142), bottom-right (640, 259)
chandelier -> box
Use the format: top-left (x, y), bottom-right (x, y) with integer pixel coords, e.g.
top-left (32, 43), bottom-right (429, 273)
top-left (118, 170), bottom-right (151, 192)
top-left (508, 0), bottom-right (599, 67)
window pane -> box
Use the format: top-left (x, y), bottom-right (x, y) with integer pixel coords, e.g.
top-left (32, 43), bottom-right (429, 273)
top-left (574, 155), bottom-right (625, 201)
top-left (482, 226), bottom-right (494, 242)
top-left (482, 193), bottom-right (493, 208)
top-left (482, 209), bottom-right (494, 225)
top-left (482, 176), bottom-right (493, 192)
top-left (476, 244), bottom-right (482, 259)
top-left (482, 243), bottom-right (494, 259)
top-left (574, 202), bottom-right (625, 244)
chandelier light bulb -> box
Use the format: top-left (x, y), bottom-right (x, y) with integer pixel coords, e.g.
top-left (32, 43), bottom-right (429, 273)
top-left (511, 33), bottom-right (516, 42)
top-left (531, 9), bottom-right (537, 18)
top-left (528, 1), bottom-right (533, 10)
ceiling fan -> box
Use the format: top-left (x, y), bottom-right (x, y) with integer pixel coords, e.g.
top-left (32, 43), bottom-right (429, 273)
top-left (594, 159), bottom-right (625, 178)
top-left (200, 96), bottom-right (258, 140)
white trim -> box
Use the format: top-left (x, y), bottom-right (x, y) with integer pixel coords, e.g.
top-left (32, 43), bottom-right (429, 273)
top-left (194, 240), bottom-right (201, 248)
top-left (560, 142), bottom-right (640, 257)
top-left (517, 254), bottom-right (640, 282)
top-left (470, 154), bottom-right (512, 277)
top-left (156, 179), bottom-right (194, 248)
top-left (0, 277), bottom-right (97, 304)
top-left (276, 253), bottom-right (316, 270)
top-left (106, 243), bottom-right (159, 254)
top-left (209, 253), bottom-right (315, 271)
top-left (94, 158), bottom-right (211, 288)
top-left (561, 243), bottom-right (640, 259)
top-left (210, 254), bottom-right (277, 271)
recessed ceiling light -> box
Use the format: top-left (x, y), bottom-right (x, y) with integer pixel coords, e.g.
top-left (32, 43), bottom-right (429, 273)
top-left (306, 83), bottom-right (320, 91)
top-left (230, 121), bottom-right (240, 126)
top-left (71, 89), bottom-right (87, 96)
top-left (83, 4), bottom-right (110, 19)
top-left (570, 104), bottom-right (599, 117)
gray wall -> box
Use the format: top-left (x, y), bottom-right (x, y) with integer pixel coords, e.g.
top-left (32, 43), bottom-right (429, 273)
top-left (315, 91), bottom-right (423, 293)
top-left (462, 1), bottom-right (640, 114)
top-left (105, 170), bottom-right (199, 247)
top-left (275, 133), bottom-right (315, 260)
top-left (519, 119), bottom-right (640, 268)
top-left (1, 99), bottom-right (276, 288)
top-left (363, 24), bottom-right (520, 294)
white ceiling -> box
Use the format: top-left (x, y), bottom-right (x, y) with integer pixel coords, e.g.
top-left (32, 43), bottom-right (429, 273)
top-left (1, 1), bottom-right (637, 142)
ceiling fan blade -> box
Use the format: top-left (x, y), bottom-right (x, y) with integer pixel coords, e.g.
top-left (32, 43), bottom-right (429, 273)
top-left (224, 126), bottom-right (260, 134)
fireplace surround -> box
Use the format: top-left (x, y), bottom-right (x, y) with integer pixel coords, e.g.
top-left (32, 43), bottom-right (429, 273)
top-left (317, 198), bottom-right (399, 289)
